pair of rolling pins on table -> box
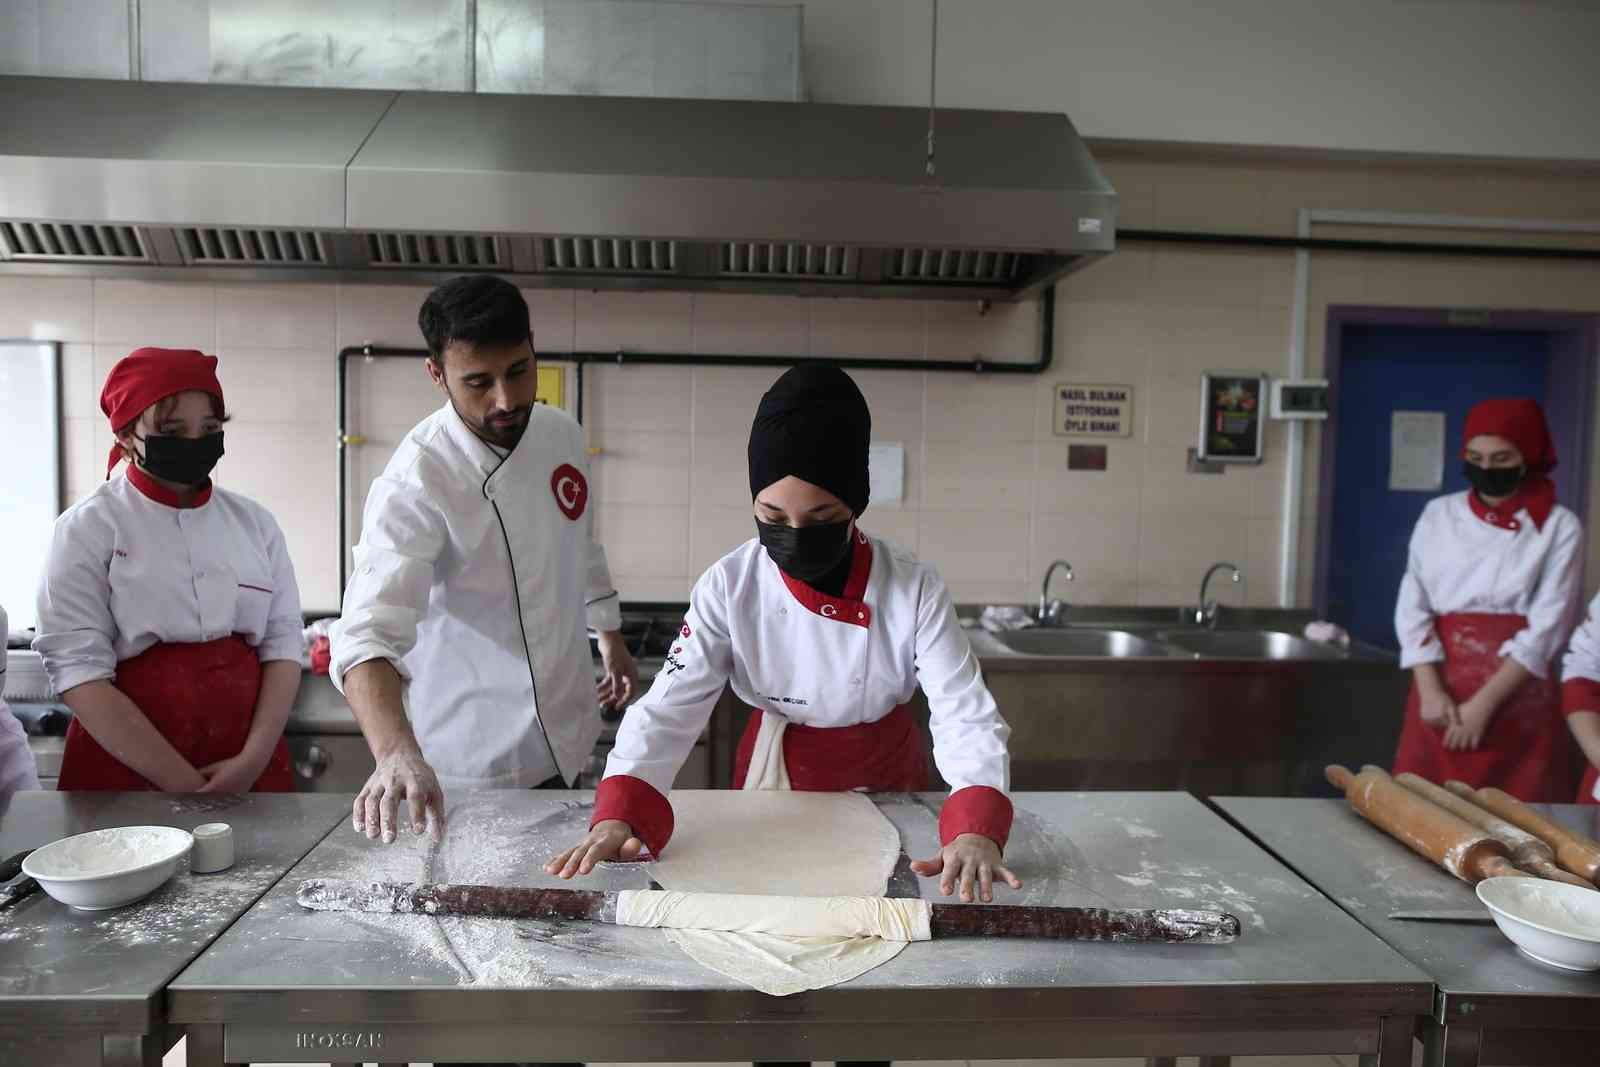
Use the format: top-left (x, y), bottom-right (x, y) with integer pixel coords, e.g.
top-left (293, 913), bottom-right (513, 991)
top-left (1326, 764), bottom-right (1600, 888)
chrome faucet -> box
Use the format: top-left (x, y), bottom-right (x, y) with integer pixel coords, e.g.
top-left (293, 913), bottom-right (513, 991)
top-left (1038, 560), bottom-right (1074, 626)
top-left (1190, 562), bottom-right (1241, 628)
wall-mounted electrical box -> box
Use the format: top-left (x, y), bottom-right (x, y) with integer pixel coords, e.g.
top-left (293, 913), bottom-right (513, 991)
top-left (1270, 378), bottom-right (1330, 421)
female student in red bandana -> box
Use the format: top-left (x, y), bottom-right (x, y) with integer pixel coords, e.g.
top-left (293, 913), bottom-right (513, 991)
top-left (34, 348), bottom-right (304, 791)
top-left (1392, 398), bottom-right (1583, 801)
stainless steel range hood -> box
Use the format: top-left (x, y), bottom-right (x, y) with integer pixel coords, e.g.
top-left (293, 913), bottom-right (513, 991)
top-left (0, 75), bottom-right (1115, 300)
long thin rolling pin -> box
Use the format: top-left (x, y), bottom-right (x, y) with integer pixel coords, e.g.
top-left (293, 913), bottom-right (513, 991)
top-left (1326, 765), bottom-right (1527, 883)
top-left (296, 879), bottom-right (1241, 944)
top-left (1444, 781), bottom-right (1600, 885)
top-left (1392, 771), bottom-right (1592, 888)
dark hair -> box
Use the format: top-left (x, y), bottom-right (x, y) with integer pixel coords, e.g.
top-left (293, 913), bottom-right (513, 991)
top-left (115, 392), bottom-right (229, 438)
top-left (418, 275), bottom-right (531, 362)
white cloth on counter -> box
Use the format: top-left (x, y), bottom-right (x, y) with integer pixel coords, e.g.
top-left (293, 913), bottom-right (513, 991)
top-left (603, 530), bottom-right (1009, 798)
top-left (33, 474), bottom-right (304, 694)
top-left (0, 606), bottom-right (40, 795)
top-left (1303, 621), bottom-right (1351, 648)
top-left (1394, 491), bottom-right (1583, 678)
top-left (615, 890), bottom-right (932, 941)
top-left (979, 605), bottom-right (1036, 633)
top-left (330, 402), bottom-right (621, 790)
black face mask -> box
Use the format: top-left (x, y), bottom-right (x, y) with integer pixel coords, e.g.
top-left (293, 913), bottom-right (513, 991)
top-left (137, 432), bottom-right (225, 486)
top-left (1463, 461), bottom-right (1524, 499)
top-left (757, 519), bottom-right (853, 584)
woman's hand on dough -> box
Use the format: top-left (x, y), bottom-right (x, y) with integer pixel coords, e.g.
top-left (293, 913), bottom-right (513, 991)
top-left (546, 819), bottom-right (644, 878)
top-left (910, 833), bottom-right (1022, 903)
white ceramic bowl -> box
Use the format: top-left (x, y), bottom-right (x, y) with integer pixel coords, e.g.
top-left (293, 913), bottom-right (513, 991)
top-left (1477, 876), bottom-right (1600, 972)
top-left (22, 825), bottom-right (194, 911)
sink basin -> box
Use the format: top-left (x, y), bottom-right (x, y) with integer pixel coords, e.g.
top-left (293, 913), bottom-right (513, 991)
top-left (1157, 629), bottom-right (1347, 661)
top-left (997, 628), bottom-right (1169, 658)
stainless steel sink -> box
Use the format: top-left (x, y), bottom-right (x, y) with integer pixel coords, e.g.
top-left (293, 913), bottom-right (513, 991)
top-left (996, 628), bottom-right (1169, 658)
top-left (1157, 629), bottom-right (1348, 661)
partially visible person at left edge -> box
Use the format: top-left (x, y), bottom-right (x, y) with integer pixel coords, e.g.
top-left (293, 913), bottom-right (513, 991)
top-left (34, 348), bottom-right (303, 791)
top-left (0, 604), bottom-right (42, 795)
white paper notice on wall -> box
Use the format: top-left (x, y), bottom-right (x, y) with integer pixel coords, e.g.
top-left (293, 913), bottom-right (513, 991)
top-left (869, 442), bottom-right (905, 505)
top-left (1389, 411), bottom-right (1446, 492)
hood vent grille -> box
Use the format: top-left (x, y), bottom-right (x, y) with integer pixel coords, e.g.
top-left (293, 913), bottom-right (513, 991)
top-left (543, 237), bottom-right (677, 274)
top-left (1, 221), bottom-right (149, 262)
top-left (888, 247), bottom-right (1027, 284)
top-left (367, 232), bottom-right (502, 269)
top-left (720, 242), bottom-right (857, 279)
top-left (179, 227), bottom-right (327, 266)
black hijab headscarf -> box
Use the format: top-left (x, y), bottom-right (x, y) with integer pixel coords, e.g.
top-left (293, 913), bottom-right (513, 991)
top-left (747, 364), bottom-right (871, 514)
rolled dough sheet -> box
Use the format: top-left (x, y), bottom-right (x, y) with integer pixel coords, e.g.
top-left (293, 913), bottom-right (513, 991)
top-left (646, 790), bottom-right (911, 996)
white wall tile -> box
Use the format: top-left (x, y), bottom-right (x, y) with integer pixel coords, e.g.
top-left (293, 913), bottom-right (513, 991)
top-left (62, 417), bottom-right (102, 501)
top-left (595, 503), bottom-right (690, 577)
top-left (1141, 376), bottom-right (1204, 448)
top-left (810, 297), bottom-right (925, 359)
top-left (692, 294), bottom-right (808, 355)
top-left (918, 511), bottom-right (1030, 587)
top-left (1031, 512), bottom-right (1141, 586)
top-left (924, 373), bottom-right (1038, 442)
top-left (863, 509), bottom-right (918, 552)
top-left (214, 347), bottom-right (334, 424)
top-left (1052, 299), bottom-right (1154, 375)
top-left (852, 368), bottom-right (925, 442)
top-left (1247, 516), bottom-right (1286, 607)
top-left (577, 290), bottom-right (693, 353)
top-left (689, 433), bottom-right (751, 510)
top-left (1140, 445), bottom-right (1254, 518)
top-left (335, 283), bottom-right (432, 349)
top-left (0, 275), bottom-right (94, 342)
top-left (346, 354), bottom-right (442, 439)
top-left (60, 343), bottom-right (96, 418)
top-left (927, 298), bottom-right (1037, 363)
top-left (587, 364), bottom-right (695, 435)
top-left (1137, 514), bottom-right (1251, 592)
top-left (688, 505), bottom-right (757, 575)
top-left (691, 365), bottom-right (783, 432)
top-left (1058, 248), bottom-right (1155, 304)
top-left (922, 439), bottom-right (1033, 512)
top-left (525, 289), bottom-right (577, 352)
top-left (216, 284), bottom-right (335, 350)
top-left (1148, 247), bottom-right (1279, 309)
top-left (591, 431), bottom-right (691, 505)
top-left (1032, 439), bottom-right (1144, 516)
top-left (93, 280), bottom-right (215, 348)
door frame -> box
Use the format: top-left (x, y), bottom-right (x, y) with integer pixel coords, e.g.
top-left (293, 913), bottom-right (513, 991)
top-left (1313, 306), bottom-right (1600, 618)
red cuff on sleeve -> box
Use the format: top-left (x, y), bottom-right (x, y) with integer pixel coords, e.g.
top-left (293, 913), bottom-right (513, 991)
top-left (1563, 677), bottom-right (1600, 718)
top-left (592, 774), bottom-right (675, 857)
top-left (939, 785), bottom-right (1014, 851)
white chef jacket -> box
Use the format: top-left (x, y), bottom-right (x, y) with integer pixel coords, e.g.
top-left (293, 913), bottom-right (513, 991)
top-left (604, 529), bottom-right (1011, 797)
top-left (34, 470), bottom-right (305, 695)
top-left (330, 401), bottom-right (621, 790)
top-left (1561, 593), bottom-right (1600, 686)
top-left (1395, 491), bottom-right (1583, 678)
top-left (0, 605), bottom-right (41, 795)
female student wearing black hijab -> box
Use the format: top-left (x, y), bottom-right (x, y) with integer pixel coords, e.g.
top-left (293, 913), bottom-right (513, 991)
top-left (549, 364), bottom-right (1018, 902)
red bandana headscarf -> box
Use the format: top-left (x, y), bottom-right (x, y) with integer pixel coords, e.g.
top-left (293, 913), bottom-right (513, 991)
top-left (1462, 398), bottom-right (1556, 531)
top-left (99, 347), bottom-right (225, 477)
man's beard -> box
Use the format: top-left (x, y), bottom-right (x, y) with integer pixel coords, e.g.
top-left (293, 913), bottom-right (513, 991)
top-left (448, 391), bottom-right (530, 450)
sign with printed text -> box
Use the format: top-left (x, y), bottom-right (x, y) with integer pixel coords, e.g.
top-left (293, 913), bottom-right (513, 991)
top-left (1053, 383), bottom-right (1134, 437)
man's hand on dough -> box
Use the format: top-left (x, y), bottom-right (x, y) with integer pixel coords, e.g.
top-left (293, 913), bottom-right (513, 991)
top-left (910, 832), bottom-right (1021, 903)
top-left (353, 744), bottom-right (445, 844)
top-left (546, 819), bottom-right (644, 879)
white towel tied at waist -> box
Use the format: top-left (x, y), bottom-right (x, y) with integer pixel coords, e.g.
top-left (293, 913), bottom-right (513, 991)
top-left (744, 710), bottom-right (791, 791)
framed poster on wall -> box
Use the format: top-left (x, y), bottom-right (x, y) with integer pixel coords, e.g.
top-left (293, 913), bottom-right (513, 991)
top-left (1197, 371), bottom-right (1266, 464)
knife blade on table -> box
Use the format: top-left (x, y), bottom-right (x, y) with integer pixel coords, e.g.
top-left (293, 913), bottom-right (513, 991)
top-left (297, 879), bottom-right (1242, 945)
top-left (1388, 910), bottom-right (1495, 923)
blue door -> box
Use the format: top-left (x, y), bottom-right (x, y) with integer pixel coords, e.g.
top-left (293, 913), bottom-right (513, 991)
top-left (1325, 326), bottom-right (1551, 649)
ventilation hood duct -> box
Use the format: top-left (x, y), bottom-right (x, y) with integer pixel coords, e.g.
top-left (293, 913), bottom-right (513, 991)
top-left (0, 76), bottom-right (1115, 300)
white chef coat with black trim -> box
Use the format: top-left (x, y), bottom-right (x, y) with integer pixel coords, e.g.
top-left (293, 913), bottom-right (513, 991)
top-left (34, 468), bottom-right (305, 693)
top-left (1395, 491), bottom-right (1583, 677)
top-left (330, 401), bottom-right (621, 790)
top-left (603, 529), bottom-right (1010, 802)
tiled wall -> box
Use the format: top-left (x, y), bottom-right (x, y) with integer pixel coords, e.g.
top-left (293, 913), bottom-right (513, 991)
top-left (6, 153), bottom-right (1600, 616)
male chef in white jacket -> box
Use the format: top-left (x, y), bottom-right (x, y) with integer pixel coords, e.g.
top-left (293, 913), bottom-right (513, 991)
top-left (332, 276), bottom-right (635, 842)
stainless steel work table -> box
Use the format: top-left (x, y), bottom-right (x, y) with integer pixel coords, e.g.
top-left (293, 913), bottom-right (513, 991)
top-left (1216, 797), bottom-right (1600, 1067)
top-left (0, 791), bottom-right (352, 1067)
top-left (169, 790), bottom-right (1429, 1065)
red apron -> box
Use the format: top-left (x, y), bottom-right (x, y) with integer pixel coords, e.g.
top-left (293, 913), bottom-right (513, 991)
top-left (1392, 613), bottom-right (1576, 802)
top-left (1579, 766), bottom-right (1599, 806)
top-left (731, 703), bottom-right (929, 791)
top-left (57, 636), bottom-right (292, 792)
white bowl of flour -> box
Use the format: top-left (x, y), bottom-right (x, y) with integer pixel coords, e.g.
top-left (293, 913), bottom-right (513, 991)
top-left (1477, 876), bottom-right (1600, 972)
top-left (22, 826), bottom-right (194, 911)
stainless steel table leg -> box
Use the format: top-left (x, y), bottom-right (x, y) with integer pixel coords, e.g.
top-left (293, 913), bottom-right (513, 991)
top-left (185, 1024), bottom-right (228, 1067)
top-left (1362, 1012), bottom-right (1417, 1067)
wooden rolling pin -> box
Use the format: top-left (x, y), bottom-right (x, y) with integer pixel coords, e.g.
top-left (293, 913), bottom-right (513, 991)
top-left (296, 879), bottom-right (1242, 944)
top-left (1326, 765), bottom-right (1526, 883)
top-left (1444, 781), bottom-right (1600, 885)
top-left (1392, 771), bottom-right (1592, 888)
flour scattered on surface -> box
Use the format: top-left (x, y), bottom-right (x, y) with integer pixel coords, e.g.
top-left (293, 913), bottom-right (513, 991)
top-left (1122, 821), bottom-right (1162, 840)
